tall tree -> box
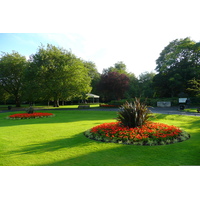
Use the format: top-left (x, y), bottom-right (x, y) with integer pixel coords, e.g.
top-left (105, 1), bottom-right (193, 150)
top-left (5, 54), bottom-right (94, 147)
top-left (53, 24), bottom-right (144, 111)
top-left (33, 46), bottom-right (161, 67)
top-left (0, 51), bottom-right (27, 107)
top-left (103, 61), bottom-right (128, 75)
top-left (154, 37), bottom-right (200, 97)
top-left (82, 61), bottom-right (100, 94)
top-left (27, 44), bottom-right (91, 107)
top-left (138, 71), bottom-right (155, 98)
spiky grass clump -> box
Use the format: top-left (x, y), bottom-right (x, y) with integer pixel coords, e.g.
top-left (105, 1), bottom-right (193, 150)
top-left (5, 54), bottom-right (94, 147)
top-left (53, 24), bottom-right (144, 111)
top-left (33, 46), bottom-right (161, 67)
top-left (117, 98), bottom-right (152, 128)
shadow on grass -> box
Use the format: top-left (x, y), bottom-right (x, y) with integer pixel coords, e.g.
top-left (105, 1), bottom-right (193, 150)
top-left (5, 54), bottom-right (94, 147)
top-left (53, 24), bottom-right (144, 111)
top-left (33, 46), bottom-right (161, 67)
top-left (41, 139), bottom-right (200, 166)
top-left (6, 132), bottom-right (92, 155)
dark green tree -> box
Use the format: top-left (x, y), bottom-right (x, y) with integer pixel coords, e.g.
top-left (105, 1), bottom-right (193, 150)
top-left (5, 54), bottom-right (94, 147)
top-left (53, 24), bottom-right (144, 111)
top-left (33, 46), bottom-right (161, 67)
top-left (138, 71), bottom-right (155, 98)
top-left (154, 37), bottom-right (200, 97)
top-left (187, 78), bottom-right (200, 97)
top-left (82, 61), bottom-right (100, 94)
top-left (0, 51), bottom-right (28, 107)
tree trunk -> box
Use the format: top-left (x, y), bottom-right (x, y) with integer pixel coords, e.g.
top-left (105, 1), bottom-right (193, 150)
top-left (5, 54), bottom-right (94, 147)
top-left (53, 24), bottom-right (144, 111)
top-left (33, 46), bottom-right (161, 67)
top-left (15, 96), bottom-right (21, 107)
top-left (54, 99), bottom-right (59, 107)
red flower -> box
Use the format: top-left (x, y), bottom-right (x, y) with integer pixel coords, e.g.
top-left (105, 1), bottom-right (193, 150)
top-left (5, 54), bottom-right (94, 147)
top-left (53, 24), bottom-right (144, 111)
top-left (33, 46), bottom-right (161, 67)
top-left (90, 121), bottom-right (182, 141)
top-left (8, 112), bottom-right (54, 119)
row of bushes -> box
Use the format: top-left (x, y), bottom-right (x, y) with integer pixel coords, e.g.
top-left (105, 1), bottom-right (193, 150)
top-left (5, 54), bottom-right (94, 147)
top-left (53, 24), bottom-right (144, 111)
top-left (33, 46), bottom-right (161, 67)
top-left (106, 97), bottom-right (200, 107)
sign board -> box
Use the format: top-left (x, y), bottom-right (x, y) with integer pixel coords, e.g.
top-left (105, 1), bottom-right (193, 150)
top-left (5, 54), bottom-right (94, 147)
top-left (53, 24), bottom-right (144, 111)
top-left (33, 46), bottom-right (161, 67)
top-left (179, 98), bottom-right (187, 103)
top-left (157, 102), bottom-right (171, 107)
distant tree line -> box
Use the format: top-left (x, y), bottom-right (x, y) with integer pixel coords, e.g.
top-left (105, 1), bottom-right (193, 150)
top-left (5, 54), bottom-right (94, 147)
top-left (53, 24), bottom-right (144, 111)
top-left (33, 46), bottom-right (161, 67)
top-left (0, 38), bottom-right (200, 107)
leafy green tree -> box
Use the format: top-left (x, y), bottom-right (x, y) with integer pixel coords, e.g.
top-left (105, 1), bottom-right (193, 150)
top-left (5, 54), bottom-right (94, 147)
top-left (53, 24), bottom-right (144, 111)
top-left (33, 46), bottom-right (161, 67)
top-left (125, 73), bottom-right (139, 99)
top-left (0, 51), bottom-right (28, 107)
top-left (154, 37), bottom-right (200, 97)
top-left (27, 44), bottom-right (91, 107)
top-left (103, 61), bottom-right (128, 75)
top-left (187, 78), bottom-right (200, 97)
top-left (138, 71), bottom-right (155, 98)
top-left (82, 61), bottom-right (100, 94)
top-left (0, 86), bottom-right (11, 104)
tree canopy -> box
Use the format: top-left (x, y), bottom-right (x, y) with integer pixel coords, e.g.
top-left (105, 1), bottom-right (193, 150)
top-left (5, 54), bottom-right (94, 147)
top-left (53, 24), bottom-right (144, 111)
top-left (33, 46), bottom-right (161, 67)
top-left (153, 37), bottom-right (200, 97)
top-left (0, 51), bottom-right (28, 107)
top-left (26, 44), bottom-right (92, 107)
top-left (98, 71), bottom-right (130, 102)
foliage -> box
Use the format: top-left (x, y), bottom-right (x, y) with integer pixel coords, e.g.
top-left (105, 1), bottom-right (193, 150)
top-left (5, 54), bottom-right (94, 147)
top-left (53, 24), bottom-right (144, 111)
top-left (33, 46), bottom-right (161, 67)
top-left (7, 112), bottom-right (54, 119)
top-left (117, 98), bottom-right (152, 128)
top-left (26, 106), bottom-right (34, 114)
top-left (103, 61), bottom-right (128, 74)
top-left (82, 61), bottom-right (100, 94)
top-left (153, 37), bottom-right (200, 97)
top-left (0, 51), bottom-right (28, 107)
top-left (85, 121), bottom-right (190, 145)
top-left (98, 71), bottom-right (130, 102)
top-left (26, 44), bottom-right (91, 107)
top-left (187, 78), bottom-right (200, 97)
top-left (138, 71), bottom-right (156, 98)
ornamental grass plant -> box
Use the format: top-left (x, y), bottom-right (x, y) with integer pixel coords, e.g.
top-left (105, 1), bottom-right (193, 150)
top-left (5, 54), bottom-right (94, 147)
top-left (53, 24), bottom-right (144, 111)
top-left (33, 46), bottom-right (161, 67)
top-left (116, 98), bottom-right (152, 128)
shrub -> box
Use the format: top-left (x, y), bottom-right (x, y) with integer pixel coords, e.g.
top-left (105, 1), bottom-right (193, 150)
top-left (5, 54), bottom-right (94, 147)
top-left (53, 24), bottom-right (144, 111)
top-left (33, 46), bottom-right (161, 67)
top-left (116, 98), bottom-right (152, 128)
top-left (26, 106), bottom-right (34, 114)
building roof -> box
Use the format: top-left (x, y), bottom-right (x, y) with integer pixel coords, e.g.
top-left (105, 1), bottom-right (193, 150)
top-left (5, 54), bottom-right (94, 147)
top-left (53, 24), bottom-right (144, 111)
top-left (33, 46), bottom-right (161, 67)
top-left (86, 93), bottom-right (100, 98)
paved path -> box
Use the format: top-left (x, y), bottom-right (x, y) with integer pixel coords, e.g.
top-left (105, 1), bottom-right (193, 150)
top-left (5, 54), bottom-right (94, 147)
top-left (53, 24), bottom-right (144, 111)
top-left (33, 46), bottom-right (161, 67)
top-left (149, 107), bottom-right (200, 117)
top-left (79, 107), bottom-right (200, 117)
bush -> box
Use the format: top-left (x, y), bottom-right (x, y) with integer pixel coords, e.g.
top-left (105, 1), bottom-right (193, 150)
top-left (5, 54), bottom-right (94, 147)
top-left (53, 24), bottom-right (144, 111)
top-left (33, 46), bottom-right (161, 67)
top-left (26, 106), bottom-right (34, 114)
top-left (116, 98), bottom-right (152, 128)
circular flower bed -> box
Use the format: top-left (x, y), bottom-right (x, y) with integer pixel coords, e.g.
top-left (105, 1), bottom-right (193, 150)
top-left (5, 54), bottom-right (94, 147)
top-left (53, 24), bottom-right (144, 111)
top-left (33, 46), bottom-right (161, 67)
top-left (7, 112), bottom-right (55, 119)
top-left (84, 121), bottom-right (190, 145)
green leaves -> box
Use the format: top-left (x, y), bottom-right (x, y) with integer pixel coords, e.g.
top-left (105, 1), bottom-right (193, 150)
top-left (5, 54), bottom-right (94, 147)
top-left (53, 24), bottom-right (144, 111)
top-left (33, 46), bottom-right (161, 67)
top-left (154, 37), bottom-right (200, 97)
top-left (26, 44), bottom-right (92, 106)
top-left (0, 51), bottom-right (28, 107)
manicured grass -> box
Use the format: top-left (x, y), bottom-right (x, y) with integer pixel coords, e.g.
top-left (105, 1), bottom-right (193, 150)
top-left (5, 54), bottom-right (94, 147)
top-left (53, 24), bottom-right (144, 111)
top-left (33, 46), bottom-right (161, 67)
top-left (0, 104), bottom-right (100, 110)
top-left (0, 110), bottom-right (199, 166)
top-left (184, 108), bottom-right (198, 113)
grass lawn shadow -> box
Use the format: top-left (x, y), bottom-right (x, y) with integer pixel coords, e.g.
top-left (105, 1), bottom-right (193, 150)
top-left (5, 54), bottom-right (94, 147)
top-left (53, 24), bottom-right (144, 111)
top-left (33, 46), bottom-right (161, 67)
top-left (6, 132), bottom-right (92, 155)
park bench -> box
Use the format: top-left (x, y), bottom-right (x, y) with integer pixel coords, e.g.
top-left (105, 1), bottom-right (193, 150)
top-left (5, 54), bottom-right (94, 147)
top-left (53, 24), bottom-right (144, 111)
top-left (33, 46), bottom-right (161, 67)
top-left (78, 105), bottom-right (90, 109)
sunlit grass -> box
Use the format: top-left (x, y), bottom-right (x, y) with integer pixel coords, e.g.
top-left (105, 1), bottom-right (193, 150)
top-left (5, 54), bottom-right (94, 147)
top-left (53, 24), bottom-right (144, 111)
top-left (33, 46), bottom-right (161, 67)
top-left (0, 110), bottom-right (199, 166)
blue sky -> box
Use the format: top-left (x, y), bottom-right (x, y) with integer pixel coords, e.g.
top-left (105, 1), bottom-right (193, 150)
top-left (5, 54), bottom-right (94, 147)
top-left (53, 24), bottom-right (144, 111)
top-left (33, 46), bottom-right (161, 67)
top-left (1, 0), bottom-right (200, 77)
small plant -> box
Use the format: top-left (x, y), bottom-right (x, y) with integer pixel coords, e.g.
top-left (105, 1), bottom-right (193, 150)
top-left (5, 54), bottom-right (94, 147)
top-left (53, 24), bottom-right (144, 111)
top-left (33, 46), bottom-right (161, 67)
top-left (166, 139), bottom-right (171, 144)
top-left (173, 139), bottom-right (179, 143)
top-left (160, 141), bottom-right (166, 145)
top-left (26, 106), bottom-right (34, 114)
top-left (117, 98), bottom-right (152, 128)
top-left (147, 140), bottom-right (154, 146)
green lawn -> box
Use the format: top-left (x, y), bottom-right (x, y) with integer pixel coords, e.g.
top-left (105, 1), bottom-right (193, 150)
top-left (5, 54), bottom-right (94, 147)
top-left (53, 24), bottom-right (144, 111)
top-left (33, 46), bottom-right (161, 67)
top-left (0, 110), bottom-right (199, 166)
top-left (0, 104), bottom-right (100, 110)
